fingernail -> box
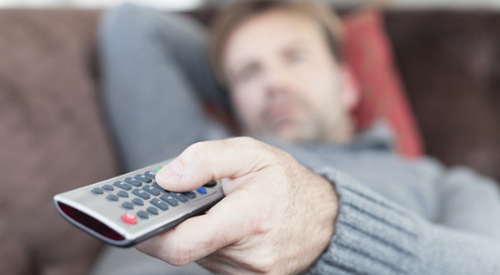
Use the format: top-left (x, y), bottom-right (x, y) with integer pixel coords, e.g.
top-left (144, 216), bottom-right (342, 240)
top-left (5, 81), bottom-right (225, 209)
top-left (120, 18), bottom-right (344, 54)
top-left (156, 160), bottom-right (183, 184)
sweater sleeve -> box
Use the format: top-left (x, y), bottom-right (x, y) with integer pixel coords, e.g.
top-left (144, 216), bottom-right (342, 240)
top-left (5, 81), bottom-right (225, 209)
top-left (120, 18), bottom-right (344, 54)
top-left (99, 4), bottom-right (230, 171)
top-left (305, 167), bottom-right (500, 275)
top-left (436, 167), bottom-right (500, 240)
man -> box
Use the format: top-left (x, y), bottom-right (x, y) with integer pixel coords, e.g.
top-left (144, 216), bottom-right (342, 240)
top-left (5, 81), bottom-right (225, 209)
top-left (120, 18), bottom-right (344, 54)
top-left (97, 1), bottom-right (500, 274)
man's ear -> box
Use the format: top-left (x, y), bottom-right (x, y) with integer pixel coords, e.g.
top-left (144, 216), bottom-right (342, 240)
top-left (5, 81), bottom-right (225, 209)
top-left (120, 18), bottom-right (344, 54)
top-left (339, 64), bottom-right (360, 111)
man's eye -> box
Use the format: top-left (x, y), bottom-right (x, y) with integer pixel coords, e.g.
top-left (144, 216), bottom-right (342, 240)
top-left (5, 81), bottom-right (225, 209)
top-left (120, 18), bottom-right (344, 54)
top-left (237, 67), bottom-right (258, 82)
top-left (286, 50), bottom-right (306, 64)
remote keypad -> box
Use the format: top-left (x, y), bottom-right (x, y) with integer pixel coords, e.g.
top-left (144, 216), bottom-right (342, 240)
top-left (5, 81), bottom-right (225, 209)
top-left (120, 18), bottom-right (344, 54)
top-left (91, 188), bottom-right (104, 195)
top-left (137, 210), bottom-right (149, 219)
top-left (152, 182), bottom-right (165, 191)
top-left (102, 185), bottom-right (114, 191)
top-left (55, 161), bottom-right (223, 248)
top-left (113, 181), bottom-right (132, 191)
top-left (122, 202), bottom-right (134, 210)
top-left (144, 171), bottom-right (156, 179)
top-left (106, 194), bottom-right (119, 201)
top-left (132, 198), bottom-right (144, 206)
top-left (204, 180), bottom-right (217, 188)
top-left (170, 192), bottom-right (189, 203)
top-left (121, 213), bottom-right (137, 225)
top-left (147, 206), bottom-right (158, 215)
top-left (142, 185), bottom-right (161, 196)
top-left (132, 189), bottom-right (150, 200)
top-left (124, 177), bottom-right (142, 187)
top-left (135, 174), bottom-right (152, 183)
top-left (151, 198), bottom-right (169, 211)
top-left (92, 170), bottom-right (216, 225)
top-left (160, 194), bottom-right (178, 206)
top-left (117, 191), bottom-right (129, 198)
top-left (196, 187), bottom-right (207, 195)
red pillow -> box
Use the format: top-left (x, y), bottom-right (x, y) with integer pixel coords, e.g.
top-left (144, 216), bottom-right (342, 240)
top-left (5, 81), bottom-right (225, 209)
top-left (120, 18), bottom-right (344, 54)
top-left (342, 9), bottom-right (423, 158)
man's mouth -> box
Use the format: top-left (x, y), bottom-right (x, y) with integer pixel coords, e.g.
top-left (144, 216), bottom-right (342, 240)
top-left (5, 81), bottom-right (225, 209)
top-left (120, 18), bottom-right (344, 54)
top-left (267, 103), bottom-right (296, 120)
top-left (262, 101), bottom-right (304, 132)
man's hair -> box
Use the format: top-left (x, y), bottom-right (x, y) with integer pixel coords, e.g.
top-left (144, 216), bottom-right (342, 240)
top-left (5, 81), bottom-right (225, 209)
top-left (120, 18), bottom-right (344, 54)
top-left (209, 0), bottom-right (344, 87)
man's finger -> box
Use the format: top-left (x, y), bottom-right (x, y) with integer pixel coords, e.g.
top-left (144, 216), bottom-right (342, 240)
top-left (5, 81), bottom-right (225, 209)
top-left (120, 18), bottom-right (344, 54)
top-left (136, 192), bottom-right (254, 265)
top-left (155, 137), bottom-right (275, 192)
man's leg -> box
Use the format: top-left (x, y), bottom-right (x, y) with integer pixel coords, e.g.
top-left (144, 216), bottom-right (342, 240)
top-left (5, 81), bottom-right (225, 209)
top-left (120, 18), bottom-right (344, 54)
top-left (100, 3), bottom-right (228, 172)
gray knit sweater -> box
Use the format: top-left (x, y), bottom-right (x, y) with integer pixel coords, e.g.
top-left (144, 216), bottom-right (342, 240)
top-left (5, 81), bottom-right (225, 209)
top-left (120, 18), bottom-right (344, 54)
top-left (272, 122), bottom-right (500, 274)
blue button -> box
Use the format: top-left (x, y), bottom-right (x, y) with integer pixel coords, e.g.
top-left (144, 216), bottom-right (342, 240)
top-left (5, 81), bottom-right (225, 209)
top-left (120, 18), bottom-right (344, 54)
top-left (196, 187), bottom-right (207, 195)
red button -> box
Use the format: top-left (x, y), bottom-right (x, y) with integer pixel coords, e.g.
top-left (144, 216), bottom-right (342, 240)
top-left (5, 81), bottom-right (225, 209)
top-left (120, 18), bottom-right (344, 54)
top-left (121, 213), bottom-right (137, 225)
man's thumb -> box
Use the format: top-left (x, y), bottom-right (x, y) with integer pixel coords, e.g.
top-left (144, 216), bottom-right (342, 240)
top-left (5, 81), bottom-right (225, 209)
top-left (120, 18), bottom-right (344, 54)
top-left (155, 137), bottom-right (272, 192)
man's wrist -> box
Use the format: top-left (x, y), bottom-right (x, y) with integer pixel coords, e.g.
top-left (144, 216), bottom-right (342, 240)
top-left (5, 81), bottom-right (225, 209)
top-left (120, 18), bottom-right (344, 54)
top-left (296, 171), bottom-right (339, 273)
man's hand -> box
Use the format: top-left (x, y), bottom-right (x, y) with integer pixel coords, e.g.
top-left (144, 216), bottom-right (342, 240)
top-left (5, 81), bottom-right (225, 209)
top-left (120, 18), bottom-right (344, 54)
top-left (137, 137), bottom-right (339, 274)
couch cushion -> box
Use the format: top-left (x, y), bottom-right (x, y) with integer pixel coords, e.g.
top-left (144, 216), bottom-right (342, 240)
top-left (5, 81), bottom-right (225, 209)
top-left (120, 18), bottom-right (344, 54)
top-left (0, 9), bottom-right (118, 275)
top-left (385, 10), bottom-right (500, 181)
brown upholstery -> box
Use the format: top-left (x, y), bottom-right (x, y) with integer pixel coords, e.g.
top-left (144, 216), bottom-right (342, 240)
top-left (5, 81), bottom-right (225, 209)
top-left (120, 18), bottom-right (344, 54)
top-left (0, 7), bottom-right (499, 275)
top-left (385, 11), bottom-right (500, 180)
top-left (0, 9), bottom-right (117, 275)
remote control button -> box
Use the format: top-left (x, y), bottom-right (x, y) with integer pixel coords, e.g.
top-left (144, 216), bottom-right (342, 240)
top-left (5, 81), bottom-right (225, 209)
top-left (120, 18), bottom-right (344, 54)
top-left (147, 207), bottom-right (159, 215)
top-left (124, 177), bottom-right (142, 187)
top-left (155, 166), bottom-right (163, 172)
top-left (102, 185), bottom-right (114, 191)
top-left (137, 210), bottom-right (149, 220)
top-left (91, 188), bottom-right (104, 195)
top-left (113, 181), bottom-right (132, 191)
top-left (106, 194), bottom-right (119, 202)
top-left (160, 194), bottom-right (178, 206)
top-left (121, 213), bottom-right (137, 225)
top-left (135, 174), bottom-right (152, 183)
top-left (122, 202), bottom-right (134, 210)
top-left (132, 189), bottom-right (151, 200)
top-left (150, 198), bottom-right (168, 211)
top-left (196, 187), bottom-right (207, 195)
top-left (184, 191), bottom-right (196, 199)
top-left (117, 191), bottom-right (129, 198)
top-left (132, 198), bottom-right (144, 206)
top-left (145, 171), bottom-right (156, 179)
top-left (142, 185), bottom-right (161, 196)
top-left (204, 180), bottom-right (217, 188)
top-left (170, 192), bottom-right (188, 203)
top-left (152, 182), bottom-right (166, 192)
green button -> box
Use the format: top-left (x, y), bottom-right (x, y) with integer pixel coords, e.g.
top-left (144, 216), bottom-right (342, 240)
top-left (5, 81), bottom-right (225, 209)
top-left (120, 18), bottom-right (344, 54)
top-left (155, 166), bottom-right (163, 172)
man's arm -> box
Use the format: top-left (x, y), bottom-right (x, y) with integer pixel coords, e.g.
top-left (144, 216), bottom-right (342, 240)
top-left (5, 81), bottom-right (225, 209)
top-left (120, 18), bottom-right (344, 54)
top-left (99, 4), bottom-right (229, 171)
top-left (138, 138), bottom-right (500, 274)
top-left (306, 167), bottom-right (500, 274)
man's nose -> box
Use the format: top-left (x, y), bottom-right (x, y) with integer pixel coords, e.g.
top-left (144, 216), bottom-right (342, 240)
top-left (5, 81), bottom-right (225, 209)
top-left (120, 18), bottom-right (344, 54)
top-left (262, 65), bottom-right (293, 98)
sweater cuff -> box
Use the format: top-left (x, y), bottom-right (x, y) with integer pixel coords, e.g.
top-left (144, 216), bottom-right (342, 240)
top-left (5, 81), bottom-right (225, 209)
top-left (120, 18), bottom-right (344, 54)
top-left (306, 167), bottom-right (421, 275)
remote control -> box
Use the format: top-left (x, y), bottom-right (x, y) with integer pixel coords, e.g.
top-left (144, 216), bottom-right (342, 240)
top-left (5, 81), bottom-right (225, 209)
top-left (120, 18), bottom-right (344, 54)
top-left (54, 159), bottom-right (224, 247)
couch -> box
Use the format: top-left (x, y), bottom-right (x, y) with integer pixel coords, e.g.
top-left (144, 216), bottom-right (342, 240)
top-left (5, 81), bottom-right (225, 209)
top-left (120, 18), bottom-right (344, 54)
top-left (1, 7), bottom-right (499, 275)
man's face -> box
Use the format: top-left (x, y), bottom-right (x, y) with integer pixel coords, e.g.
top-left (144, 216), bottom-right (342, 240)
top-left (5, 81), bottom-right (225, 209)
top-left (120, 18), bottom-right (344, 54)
top-left (223, 10), bottom-right (355, 143)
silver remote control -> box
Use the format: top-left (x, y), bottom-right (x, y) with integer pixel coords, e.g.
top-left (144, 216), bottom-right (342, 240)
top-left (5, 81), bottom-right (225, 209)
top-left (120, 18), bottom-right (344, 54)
top-left (54, 159), bottom-right (224, 247)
